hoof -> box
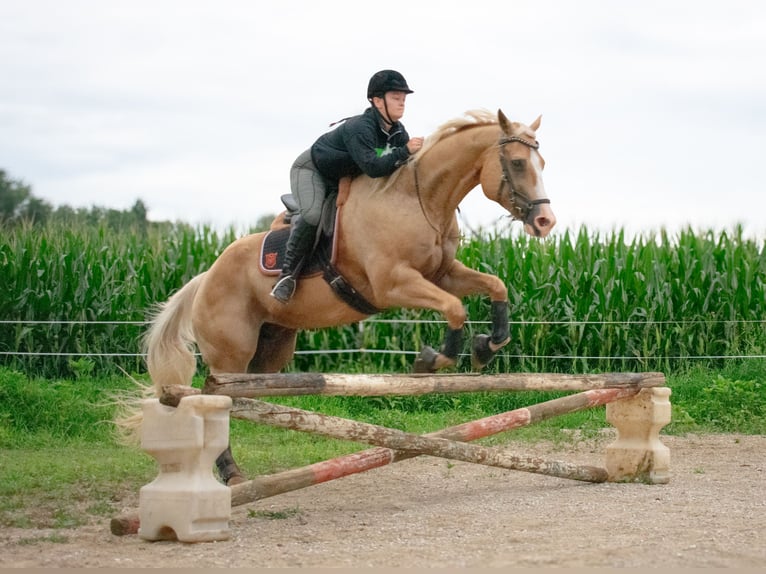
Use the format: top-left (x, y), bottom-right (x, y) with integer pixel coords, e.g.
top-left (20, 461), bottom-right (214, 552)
top-left (413, 345), bottom-right (438, 373)
top-left (471, 334), bottom-right (495, 370)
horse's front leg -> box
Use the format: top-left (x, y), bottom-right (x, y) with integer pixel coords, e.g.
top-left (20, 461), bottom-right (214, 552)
top-left (371, 266), bottom-right (469, 373)
top-left (470, 300), bottom-right (511, 369)
top-left (435, 261), bottom-right (511, 370)
top-left (412, 325), bottom-right (464, 373)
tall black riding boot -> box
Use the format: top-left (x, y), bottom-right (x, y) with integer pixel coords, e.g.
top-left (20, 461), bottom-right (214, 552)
top-left (270, 219), bottom-right (318, 303)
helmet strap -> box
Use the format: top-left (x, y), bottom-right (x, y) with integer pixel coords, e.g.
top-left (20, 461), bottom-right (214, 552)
top-left (383, 98), bottom-right (394, 126)
top-left (371, 95), bottom-right (394, 128)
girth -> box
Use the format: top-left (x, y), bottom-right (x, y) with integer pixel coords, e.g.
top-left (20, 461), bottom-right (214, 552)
top-left (260, 192), bottom-right (381, 316)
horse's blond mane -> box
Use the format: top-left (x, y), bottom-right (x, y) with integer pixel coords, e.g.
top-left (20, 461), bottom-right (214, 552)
top-left (418, 109), bottom-right (498, 156)
top-left (368, 110), bottom-right (498, 193)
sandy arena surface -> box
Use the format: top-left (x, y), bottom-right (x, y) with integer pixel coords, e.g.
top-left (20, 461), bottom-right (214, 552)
top-left (1, 433), bottom-right (764, 568)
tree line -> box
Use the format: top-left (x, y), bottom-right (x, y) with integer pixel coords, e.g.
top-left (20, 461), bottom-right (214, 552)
top-left (0, 168), bottom-right (278, 232)
top-left (0, 168), bottom-right (152, 231)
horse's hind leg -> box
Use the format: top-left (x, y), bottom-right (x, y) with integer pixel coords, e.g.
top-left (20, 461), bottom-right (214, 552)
top-left (246, 323), bottom-right (298, 373)
top-left (196, 320), bottom-right (261, 486)
top-left (214, 323), bottom-right (298, 486)
top-left (215, 447), bottom-right (245, 485)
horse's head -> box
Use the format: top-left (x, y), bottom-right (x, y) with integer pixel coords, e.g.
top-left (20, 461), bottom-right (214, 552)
top-left (480, 110), bottom-right (556, 238)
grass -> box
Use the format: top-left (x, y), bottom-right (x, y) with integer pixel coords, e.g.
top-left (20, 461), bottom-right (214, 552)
top-left (0, 444), bottom-right (155, 529)
top-left (1, 362), bottom-right (764, 531)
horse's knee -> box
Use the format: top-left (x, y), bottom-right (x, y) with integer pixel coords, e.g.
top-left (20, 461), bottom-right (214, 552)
top-left (444, 299), bottom-right (467, 330)
top-left (488, 276), bottom-right (508, 301)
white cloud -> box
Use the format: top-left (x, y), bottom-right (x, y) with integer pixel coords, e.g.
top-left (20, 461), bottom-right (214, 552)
top-left (1, 0), bottom-right (764, 239)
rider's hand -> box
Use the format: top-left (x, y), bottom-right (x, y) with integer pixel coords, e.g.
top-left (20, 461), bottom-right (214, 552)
top-left (407, 137), bottom-right (424, 154)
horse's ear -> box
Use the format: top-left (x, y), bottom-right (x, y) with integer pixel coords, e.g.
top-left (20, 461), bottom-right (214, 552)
top-left (498, 109), bottom-right (511, 132)
top-left (530, 115), bottom-right (542, 131)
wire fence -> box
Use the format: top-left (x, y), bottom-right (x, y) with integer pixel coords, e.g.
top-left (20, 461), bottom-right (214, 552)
top-left (2, 318), bottom-right (765, 362)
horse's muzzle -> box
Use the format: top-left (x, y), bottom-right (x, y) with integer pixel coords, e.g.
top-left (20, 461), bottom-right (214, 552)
top-left (524, 202), bottom-right (556, 238)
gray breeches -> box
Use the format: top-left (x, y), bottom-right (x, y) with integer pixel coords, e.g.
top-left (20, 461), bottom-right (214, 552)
top-left (290, 148), bottom-right (327, 227)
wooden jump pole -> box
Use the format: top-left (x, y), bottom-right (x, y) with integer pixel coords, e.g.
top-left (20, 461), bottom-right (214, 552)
top-left (203, 371), bottom-right (665, 397)
top-left (111, 386), bottom-right (637, 535)
top-left (229, 397), bottom-right (609, 482)
top-left (230, 386), bottom-right (637, 505)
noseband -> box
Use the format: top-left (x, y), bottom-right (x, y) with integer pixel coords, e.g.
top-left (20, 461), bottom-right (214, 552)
top-left (498, 135), bottom-right (550, 224)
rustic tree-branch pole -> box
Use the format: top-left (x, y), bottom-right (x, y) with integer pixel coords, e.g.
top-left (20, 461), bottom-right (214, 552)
top-left (229, 398), bottom-right (610, 483)
top-left (204, 371), bottom-right (666, 398)
top-left (226, 386), bottom-right (636, 509)
top-left (112, 386), bottom-right (638, 535)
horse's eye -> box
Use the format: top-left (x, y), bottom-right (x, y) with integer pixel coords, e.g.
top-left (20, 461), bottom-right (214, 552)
top-left (511, 159), bottom-right (526, 170)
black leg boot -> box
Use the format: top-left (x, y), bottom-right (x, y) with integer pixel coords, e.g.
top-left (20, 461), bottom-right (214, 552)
top-left (270, 219), bottom-right (318, 303)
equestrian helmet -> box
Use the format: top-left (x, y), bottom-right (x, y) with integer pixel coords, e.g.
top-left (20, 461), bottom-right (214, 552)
top-left (367, 70), bottom-right (414, 99)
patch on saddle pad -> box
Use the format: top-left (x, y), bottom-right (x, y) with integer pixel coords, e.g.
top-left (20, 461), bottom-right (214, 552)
top-left (260, 189), bottom-right (342, 277)
top-left (259, 227), bottom-right (327, 277)
top-left (259, 197), bottom-right (382, 315)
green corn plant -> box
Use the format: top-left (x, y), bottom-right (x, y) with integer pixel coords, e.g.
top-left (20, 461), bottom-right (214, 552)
top-left (2, 220), bottom-right (764, 377)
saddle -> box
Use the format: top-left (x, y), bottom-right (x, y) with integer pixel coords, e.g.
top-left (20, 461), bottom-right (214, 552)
top-left (259, 179), bottom-right (380, 315)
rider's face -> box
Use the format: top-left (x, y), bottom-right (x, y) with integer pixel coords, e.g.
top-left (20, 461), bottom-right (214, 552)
top-left (373, 91), bottom-right (408, 123)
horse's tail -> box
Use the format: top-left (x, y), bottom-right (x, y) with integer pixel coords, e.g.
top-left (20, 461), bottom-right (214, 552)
top-left (144, 272), bottom-right (205, 395)
top-left (114, 273), bottom-right (205, 444)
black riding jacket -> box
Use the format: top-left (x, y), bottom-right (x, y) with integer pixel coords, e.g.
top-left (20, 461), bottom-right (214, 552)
top-left (311, 106), bottom-right (411, 181)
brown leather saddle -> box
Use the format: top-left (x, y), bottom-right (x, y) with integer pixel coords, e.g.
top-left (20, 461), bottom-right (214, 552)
top-left (259, 179), bottom-right (380, 315)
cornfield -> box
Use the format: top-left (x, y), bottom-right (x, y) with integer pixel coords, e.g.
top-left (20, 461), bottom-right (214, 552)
top-left (1, 221), bottom-right (764, 377)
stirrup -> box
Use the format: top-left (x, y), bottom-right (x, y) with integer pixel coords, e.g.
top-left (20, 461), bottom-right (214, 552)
top-left (270, 275), bottom-right (297, 303)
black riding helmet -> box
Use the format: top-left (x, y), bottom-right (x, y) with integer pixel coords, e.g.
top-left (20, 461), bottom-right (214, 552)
top-left (367, 70), bottom-right (414, 100)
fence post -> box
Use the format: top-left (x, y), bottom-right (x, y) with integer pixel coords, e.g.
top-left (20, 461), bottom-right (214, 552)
top-left (605, 387), bottom-right (672, 483)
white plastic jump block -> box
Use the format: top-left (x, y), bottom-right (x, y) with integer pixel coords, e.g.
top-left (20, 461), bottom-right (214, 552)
top-left (138, 395), bottom-right (233, 542)
top-left (605, 387), bottom-right (672, 484)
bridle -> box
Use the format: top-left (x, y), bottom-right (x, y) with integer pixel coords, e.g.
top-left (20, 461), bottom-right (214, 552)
top-left (412, 132), bottom-right (551, 235)
top-left (497, 135), bottom-right (550, 224)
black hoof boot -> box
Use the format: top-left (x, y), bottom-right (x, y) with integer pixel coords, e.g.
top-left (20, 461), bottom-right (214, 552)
top-left (471, 334), bottom-right (496, 370)
top-left (413, 345), bottom-right (438, 373)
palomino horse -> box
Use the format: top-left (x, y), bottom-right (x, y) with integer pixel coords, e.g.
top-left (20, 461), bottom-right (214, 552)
top-left (133, 109), bottom-right (556, 484)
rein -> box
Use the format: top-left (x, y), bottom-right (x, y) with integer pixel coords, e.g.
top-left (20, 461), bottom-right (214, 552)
top-left (412, 132), bottom-right (550, 234)
top-left (497, 136), bottom-right (550, 224)
top-left (412, 164), bottom-right (443, 234)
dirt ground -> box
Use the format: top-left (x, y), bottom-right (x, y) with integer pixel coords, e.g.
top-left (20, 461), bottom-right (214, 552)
top-left (1, 433), bottom-right (764, 568)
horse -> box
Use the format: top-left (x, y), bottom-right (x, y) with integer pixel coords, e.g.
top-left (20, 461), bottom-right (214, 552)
top-left (123, 108), bottom-right (556, 485)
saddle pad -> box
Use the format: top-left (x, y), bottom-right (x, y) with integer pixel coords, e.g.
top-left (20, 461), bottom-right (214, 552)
top-left (259, 217), bottom-right (380, 315)
top-left (259, 227), bottom-right (324, 277)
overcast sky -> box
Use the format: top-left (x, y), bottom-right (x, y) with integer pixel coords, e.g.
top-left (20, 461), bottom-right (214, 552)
top-left (2, 0), bottom-right (765, 239)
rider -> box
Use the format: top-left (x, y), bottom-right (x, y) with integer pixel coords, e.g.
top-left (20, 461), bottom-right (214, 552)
top-left (270, 69), bottom-right (424, 303)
